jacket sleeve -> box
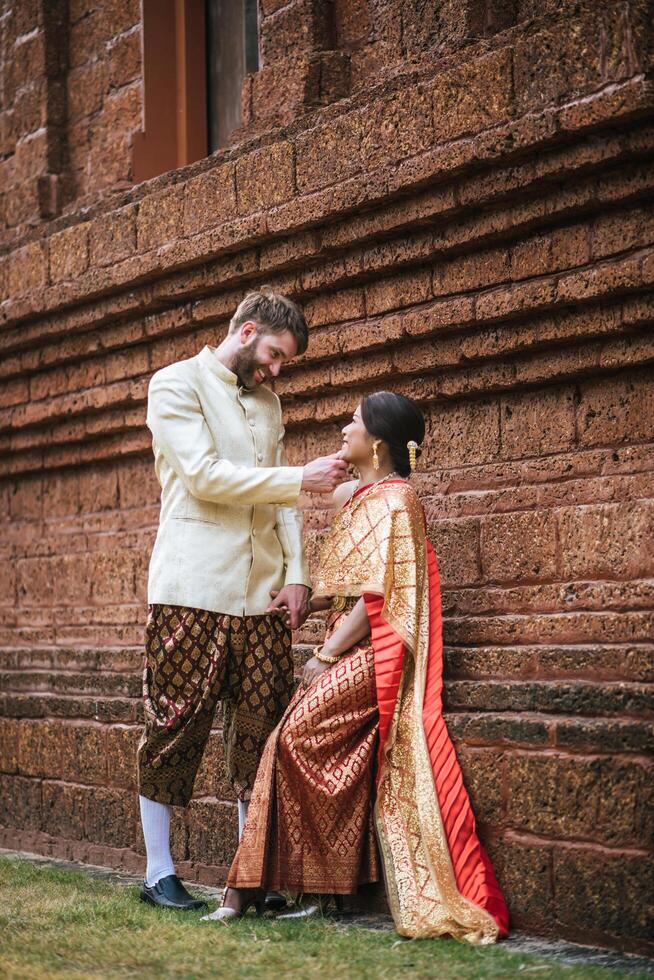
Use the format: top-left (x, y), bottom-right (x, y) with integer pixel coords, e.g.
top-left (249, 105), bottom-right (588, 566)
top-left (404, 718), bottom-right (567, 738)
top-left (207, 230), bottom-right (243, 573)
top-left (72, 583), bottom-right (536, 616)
top-left (146, 371), bottom-right (304, 507)
top-left (274, 421), bottom-right (312, 588)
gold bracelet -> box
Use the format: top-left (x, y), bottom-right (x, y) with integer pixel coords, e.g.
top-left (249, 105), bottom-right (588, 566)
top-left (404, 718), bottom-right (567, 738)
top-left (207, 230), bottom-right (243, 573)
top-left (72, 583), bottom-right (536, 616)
top-left (313, 644), bottom-right (340, 665)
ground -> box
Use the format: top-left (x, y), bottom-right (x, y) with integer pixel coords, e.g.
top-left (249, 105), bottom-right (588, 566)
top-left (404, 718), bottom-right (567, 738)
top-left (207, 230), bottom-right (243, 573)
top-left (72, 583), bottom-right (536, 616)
top-left (0, 856), bottom-right (652, 979)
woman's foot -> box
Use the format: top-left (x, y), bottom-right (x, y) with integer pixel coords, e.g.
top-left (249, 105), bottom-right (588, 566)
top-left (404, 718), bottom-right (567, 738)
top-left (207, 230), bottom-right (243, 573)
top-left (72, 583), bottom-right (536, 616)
top-left (200, 886), bottom-right (263, 922)
top-left (277, 894), bottom-right (344, 920)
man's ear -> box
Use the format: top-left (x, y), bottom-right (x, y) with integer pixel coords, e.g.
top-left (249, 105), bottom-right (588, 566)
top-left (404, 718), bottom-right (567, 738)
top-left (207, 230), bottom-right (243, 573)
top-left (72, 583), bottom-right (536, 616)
top-left (239, 320), bottom-right (258, 343)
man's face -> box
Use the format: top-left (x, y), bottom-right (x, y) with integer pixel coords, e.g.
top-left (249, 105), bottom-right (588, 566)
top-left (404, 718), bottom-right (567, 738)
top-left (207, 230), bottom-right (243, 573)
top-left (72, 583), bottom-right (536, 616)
top-left (233, 323), bottom-right (299, 389)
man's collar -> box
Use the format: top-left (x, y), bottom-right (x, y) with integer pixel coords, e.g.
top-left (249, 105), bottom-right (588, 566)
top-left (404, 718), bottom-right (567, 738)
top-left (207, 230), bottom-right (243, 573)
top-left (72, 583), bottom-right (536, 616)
top-left (199, 345), bottom-right (238, 386)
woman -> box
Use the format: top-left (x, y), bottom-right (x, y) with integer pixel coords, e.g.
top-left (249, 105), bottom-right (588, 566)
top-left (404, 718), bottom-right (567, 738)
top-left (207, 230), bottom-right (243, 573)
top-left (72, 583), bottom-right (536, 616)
top-left (203, 392), bottom-right (509, 943)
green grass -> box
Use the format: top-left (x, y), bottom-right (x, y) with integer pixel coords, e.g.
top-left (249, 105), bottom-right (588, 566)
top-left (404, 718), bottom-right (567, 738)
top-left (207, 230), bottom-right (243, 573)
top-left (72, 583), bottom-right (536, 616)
top-left (0, 858), bottom-right (648, 979)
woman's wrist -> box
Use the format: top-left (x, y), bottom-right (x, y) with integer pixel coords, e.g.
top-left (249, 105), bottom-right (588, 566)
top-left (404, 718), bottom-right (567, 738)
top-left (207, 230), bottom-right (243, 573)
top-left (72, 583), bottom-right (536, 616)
top-left (321, 638), bottom-right (341, 658)
top-left (314, 641), bottom-right (340, 665)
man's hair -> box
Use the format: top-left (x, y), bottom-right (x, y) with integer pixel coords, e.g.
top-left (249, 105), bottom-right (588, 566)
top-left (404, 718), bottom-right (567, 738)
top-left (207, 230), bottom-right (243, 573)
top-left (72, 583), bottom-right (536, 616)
top-left (229, 286), bottom-right (309, 355)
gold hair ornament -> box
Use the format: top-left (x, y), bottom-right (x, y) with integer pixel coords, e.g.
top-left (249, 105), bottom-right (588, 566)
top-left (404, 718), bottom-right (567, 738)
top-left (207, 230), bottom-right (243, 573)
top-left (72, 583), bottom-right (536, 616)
top-left (407, 440), bottom-right (419, 472)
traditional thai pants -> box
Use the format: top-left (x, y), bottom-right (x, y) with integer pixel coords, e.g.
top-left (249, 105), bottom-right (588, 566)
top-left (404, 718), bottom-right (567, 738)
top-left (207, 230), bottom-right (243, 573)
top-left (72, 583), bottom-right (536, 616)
top-left (137, 604), bottom-right (293, 807)
top-left (227, 600), bottom-right (381, 893)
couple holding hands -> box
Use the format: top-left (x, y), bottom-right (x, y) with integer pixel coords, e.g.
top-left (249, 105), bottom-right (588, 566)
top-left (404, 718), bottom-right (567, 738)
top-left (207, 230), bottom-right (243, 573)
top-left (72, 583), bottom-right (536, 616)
top-left (136, 287), bottom-right (508, 944)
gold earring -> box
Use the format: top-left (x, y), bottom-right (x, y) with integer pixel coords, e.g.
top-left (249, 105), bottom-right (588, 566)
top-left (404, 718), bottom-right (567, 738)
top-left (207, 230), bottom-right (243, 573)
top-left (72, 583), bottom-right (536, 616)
top-left (372, 441), bottom-right (380, 471)
top-left (407, 440), bottom-right (418, 472)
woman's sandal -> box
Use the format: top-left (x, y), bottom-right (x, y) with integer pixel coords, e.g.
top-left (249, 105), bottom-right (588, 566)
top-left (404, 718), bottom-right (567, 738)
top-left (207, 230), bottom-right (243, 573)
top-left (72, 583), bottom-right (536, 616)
top-left (200, 886), bottom-right (263, 923)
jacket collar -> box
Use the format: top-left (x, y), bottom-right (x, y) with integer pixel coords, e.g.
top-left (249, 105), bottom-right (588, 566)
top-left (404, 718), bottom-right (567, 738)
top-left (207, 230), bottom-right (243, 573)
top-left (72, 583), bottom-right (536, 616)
top-left (199, 345), bottom-right (238, 386)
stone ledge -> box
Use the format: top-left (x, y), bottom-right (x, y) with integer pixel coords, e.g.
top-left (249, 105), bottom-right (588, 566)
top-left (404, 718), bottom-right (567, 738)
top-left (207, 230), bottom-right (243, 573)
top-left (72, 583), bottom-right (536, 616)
top-left (1, 72), bottom-right (651, 331)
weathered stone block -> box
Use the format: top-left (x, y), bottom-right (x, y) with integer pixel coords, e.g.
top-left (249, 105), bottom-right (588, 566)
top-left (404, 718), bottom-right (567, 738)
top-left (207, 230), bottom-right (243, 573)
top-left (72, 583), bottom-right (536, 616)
top-left (236, 143), bottom-right (295, 213)
top-left (89, 206), bottom-right (136, 267)
top-left (184, 164), bottom-right (236, 235)
top-left (427, 517), bottom-right (481, 587)
top-left (500, 386), bottom-right (576, 458)
top-left (49, 223), bottom-right (90, 283)
top-left (482, 511), bottom-right (558, 583)
top-left (553, 847), bottom-right (653, 942)
top-left (458, 747), bottom-right (504, 825)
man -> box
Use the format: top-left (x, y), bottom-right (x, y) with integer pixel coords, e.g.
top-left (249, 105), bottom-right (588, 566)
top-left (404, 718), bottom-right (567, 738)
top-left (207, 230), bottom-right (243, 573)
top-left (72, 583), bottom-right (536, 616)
top-left (137, 287), bottom-right (347, 910)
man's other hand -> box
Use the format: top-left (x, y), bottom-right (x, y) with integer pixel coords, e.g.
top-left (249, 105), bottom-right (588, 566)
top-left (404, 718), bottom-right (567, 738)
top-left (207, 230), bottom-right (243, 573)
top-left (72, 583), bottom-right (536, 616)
top-left (266, 584), bottom-right (311, 630)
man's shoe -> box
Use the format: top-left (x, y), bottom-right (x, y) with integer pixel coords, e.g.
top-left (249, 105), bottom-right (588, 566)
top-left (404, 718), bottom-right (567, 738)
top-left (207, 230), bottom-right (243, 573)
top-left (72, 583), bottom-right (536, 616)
top-left (139, 874), bottom-right (207, 911)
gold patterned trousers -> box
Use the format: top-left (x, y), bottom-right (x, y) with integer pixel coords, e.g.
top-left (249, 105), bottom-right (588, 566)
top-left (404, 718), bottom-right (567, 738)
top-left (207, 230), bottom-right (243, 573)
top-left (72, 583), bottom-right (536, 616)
top-left (137, 604), bottom-right (293, 807)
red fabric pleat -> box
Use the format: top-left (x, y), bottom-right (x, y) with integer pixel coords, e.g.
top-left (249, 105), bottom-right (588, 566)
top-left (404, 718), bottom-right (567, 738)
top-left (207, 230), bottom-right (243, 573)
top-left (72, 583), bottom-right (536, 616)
top-left (364, 541), bottom-right (509, 938)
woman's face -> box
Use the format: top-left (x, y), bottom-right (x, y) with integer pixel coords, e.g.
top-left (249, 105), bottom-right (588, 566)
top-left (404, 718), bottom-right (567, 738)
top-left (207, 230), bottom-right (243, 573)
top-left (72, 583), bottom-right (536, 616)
top-left (341, 403), bottom-right (375, 465)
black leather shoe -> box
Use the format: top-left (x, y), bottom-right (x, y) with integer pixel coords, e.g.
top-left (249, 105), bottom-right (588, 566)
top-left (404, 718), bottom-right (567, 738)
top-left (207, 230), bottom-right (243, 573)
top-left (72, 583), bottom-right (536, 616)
top-left (139, 874), bottom-right (207, 911)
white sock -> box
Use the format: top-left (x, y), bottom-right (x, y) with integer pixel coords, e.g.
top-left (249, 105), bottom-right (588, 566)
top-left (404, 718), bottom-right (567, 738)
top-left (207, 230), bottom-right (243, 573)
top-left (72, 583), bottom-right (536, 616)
top-left (139, 795), bottom-right (176, 887)
top-left (238, 799), bottom-right (249, 840)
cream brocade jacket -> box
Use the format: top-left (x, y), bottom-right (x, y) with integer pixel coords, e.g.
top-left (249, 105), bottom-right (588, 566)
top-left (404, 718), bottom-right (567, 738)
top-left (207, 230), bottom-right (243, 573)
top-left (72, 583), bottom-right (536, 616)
top-left (146, 345), bottom-right (310, 616)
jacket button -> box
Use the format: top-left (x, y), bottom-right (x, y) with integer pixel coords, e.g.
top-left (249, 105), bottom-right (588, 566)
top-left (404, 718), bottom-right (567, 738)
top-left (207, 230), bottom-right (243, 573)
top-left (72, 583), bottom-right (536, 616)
top-left (252, 529), bottom-right (257, 536)
top-left (257, 453), bottom-right (263, 461)
top-left (248, 419), bottom-right (255, 427)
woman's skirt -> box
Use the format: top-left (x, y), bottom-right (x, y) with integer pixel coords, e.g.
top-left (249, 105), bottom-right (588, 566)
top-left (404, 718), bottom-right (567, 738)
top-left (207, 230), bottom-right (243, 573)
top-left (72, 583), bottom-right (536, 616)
top-left (227, 608), bottom-right (380, 894)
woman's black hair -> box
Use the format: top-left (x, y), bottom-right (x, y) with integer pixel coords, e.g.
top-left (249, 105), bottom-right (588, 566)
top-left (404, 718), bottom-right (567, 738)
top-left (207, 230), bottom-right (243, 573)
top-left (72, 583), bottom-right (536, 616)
top-left (360, 391), bottom-right (425, 478)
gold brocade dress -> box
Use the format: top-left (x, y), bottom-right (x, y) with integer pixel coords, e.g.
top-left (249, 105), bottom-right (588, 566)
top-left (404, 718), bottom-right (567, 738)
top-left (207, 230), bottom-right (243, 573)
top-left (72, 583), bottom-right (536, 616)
top-left (227, 480), bottom-right (509, 942)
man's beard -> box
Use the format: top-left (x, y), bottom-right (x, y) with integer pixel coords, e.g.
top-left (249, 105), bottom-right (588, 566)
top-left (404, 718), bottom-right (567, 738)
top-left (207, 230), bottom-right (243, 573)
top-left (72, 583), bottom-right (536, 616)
top-left (232, 338), bottom-right (266, 389)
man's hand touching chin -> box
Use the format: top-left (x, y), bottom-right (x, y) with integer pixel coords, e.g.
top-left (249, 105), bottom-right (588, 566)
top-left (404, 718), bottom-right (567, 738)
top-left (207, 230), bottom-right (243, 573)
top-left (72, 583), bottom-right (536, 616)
top-left (266, 584), bottom-right (311, 630)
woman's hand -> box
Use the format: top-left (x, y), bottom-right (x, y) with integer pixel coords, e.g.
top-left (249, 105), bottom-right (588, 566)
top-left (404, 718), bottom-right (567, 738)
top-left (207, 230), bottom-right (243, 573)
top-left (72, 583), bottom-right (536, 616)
top-left (301, 656), bottom-right (330, 688)
top-left (309, 595), bottom-right (333, 613)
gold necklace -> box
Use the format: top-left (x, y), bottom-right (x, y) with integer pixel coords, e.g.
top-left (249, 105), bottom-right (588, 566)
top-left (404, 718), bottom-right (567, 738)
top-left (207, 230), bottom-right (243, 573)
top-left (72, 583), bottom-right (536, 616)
top-left (340, 471), bottom-right (399, 527)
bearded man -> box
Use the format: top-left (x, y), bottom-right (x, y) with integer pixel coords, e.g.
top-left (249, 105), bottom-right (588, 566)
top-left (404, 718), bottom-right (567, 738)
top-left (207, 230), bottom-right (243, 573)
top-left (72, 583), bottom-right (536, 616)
top-left (137, 287), bottom-right (347, 910)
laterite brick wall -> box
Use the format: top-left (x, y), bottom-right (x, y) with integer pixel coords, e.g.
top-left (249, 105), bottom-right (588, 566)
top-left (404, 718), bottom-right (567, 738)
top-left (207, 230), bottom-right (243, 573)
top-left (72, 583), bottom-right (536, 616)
top-left (1, 0), bottom-right (653, 955)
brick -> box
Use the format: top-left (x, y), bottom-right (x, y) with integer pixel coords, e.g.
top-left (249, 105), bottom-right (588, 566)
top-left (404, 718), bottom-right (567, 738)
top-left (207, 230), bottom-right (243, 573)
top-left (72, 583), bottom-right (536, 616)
top-left (0, 774), bottom-right (42, 831)
top-left (105, 725), bottom-right (141, 790)
top-left (432, 48), bottom-right (513, 142)
top-left (184, 164), bottom-right (236, 235)
top-left (49, 223), bottom-right (90, 282)
top-left (482, 511), bottom-right (558, 583)
top-left (41, 781), bottom-right (87, 839)
top-left (365, 269), bottom-right (431, 315)
top-left (107, 28), bottom-right (141, 89)
top-left (102, 0), bottom-right (141, 36)
top-left (435, 246), bottom-right (510, 297)
top-left (508, 754), bottom-right (602, 842)
top-left (334, 0), bottom-right (373, 47)
top-left (68, 63), bottom-right (105, 121)
top-left (137, 187), bottom-right (184, 251)
top-left (86, 787), bottom-right (139, 848)
top-left (485, 837), bottom-right (553, 924)
top-left (513, 15), bottom-right (603, 114)
top-left (0, 718), bottom-right (20, 773)
top-left (500, 386), bottom-right (576, 458)
top-left (260, 0), bottom-right (331, 63)
top-left (187, 799), bottom-right (238, 868)
top-left (360, 85), bottom-right (433, 171)
top-left (78, 466), bottom-right (120, 513)
top-left (423, 399), bottom-right (500, 468)
top-left (553, 848), bottom-right (653, 942)
top-left (458, 747), bottom-right (504, 825)
top-left (251, 58), bottom-right (320, 124)
top-left (558, 502), bottom-right (654, 580)
top-left (426, 516), bottom-right (480, 587)
top-left (89, 205), bottom-right (137, 267)
top-left (117, 456), bottom-right (161, 509)
top-left (8, 240), bottom-right (47, 298)
top-left (295, 109), bottom-right (365, 194)
top-left (90, 550), bottom-right (138, 603)
top-left (236, 143), bottom-right (295, 213)
top-left (577, 368), bottom-right (654, 447)
top-left (9, 477), bottom-right (43, 521)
